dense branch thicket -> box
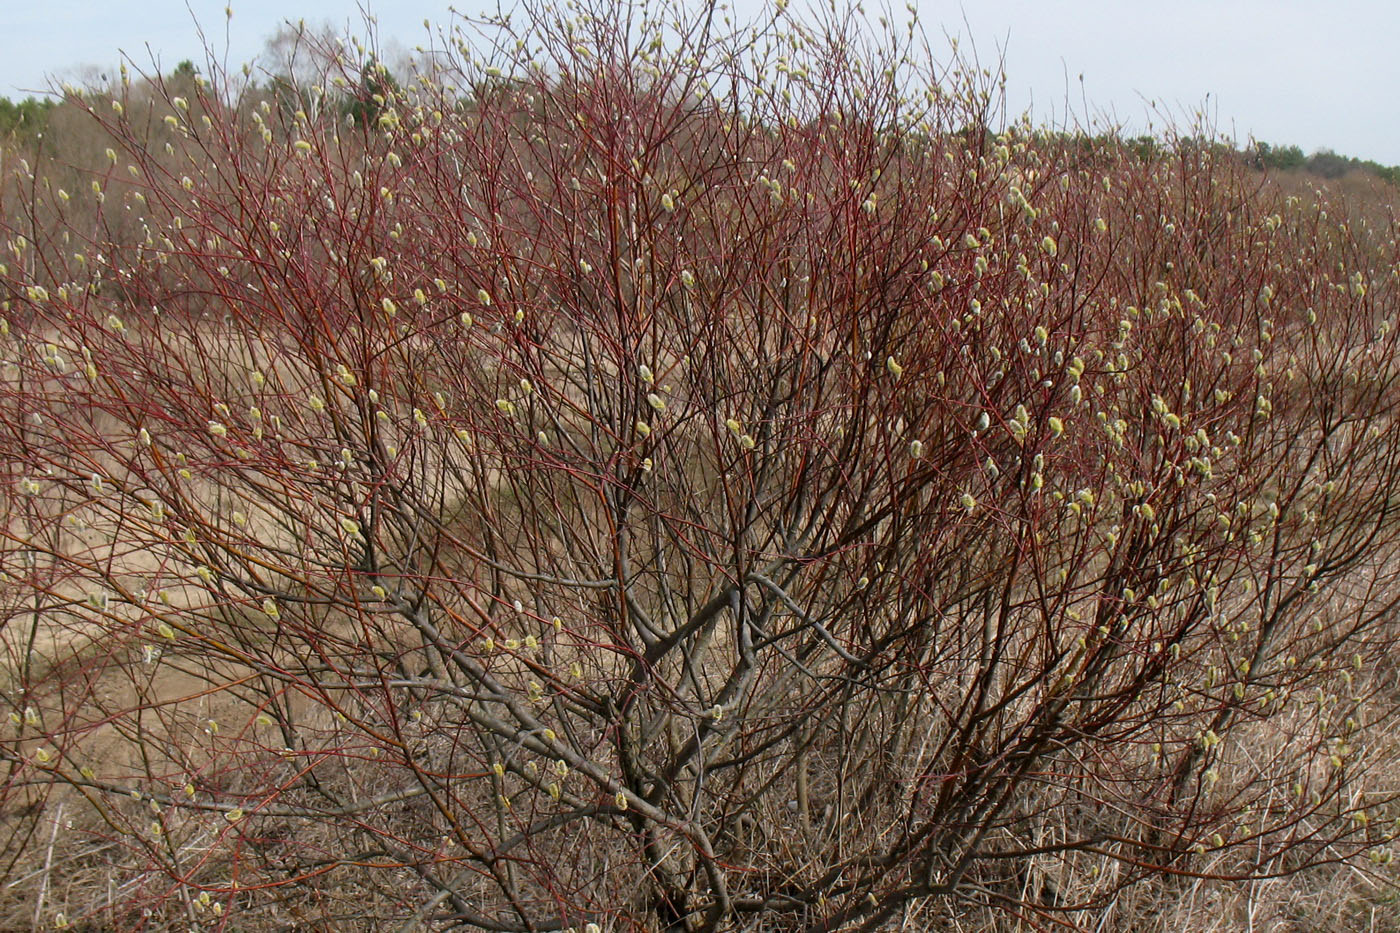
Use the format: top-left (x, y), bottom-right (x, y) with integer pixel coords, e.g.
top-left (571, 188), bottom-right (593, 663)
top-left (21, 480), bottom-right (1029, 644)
top-left (2, 2), bottom-right (1400, 930)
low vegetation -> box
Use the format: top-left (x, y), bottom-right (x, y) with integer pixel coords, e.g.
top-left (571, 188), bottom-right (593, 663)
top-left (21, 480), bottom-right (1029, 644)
top-left (1, 2), bottom-right (1399, 930)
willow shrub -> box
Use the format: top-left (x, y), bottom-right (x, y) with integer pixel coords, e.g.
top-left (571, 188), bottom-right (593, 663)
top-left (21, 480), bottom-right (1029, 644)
top-left (2, 2), bottom-right (1400, 930)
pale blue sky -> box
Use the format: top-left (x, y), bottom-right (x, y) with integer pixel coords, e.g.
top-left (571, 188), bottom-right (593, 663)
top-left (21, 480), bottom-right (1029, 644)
top-left (4, 0), bottom-right (1397, 164)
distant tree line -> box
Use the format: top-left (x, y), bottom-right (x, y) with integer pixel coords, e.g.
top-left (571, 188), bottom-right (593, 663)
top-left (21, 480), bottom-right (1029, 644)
top-left (0, 53), bottom-right (404, 160)
top-left (0, 95), bottom-right (56, 140)
top-left (2, 56), bottom-right (1398, 190)
top-left (1250, 140), bottom-right (1400, 186)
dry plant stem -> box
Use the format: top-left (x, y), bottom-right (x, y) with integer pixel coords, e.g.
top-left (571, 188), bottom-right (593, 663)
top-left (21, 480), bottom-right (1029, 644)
top-left (32, 801), bottom-right (62, 931)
